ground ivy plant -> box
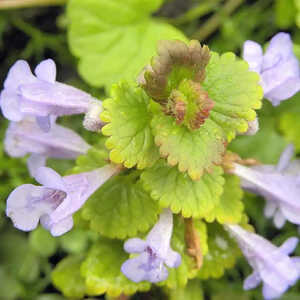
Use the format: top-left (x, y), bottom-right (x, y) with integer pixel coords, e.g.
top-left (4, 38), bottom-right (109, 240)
top-left (1, 1), bottom-right (300, 299)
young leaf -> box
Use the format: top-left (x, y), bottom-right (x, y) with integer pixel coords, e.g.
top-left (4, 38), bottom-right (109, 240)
top-left (198, 223), bottom-right (240, 279)
top-left (102, 81), bottom-right (160, 168)
top-left (82, 172), bottom-right (159, 239)
top-left (204, 174), bottom-right (244, 224)
top-left (52, 255), bottom-right (86, 299)
top-left (67, 0), bottom-right (186, 89)
top-left (151, 112), bottom-right (226, 180)
top-left (150, 51), bottom-right (262, 179)
top-left (141, 160), bottom-right (224, 218)
top-left (81, 238), bottom-right (151, 297)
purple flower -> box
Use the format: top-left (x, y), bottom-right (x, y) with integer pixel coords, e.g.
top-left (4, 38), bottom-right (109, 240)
top-left (243, 32), bottom-right (300, 105)
top-left (233, 144), bottom-right (300, 228)
top-left (121, 208), bottom-right (181, 283)
top-left (0, 59), bottom-right (103, 132)
top-left (6, 165), bottom-right (119, 236)
top-left (4, 117), bottom-right (90, 177)
top-left (225, 224), bottom-right (300, 299)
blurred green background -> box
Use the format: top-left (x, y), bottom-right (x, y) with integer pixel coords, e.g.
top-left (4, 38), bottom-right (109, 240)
top-left (0, 0), bottom-right (300, 299)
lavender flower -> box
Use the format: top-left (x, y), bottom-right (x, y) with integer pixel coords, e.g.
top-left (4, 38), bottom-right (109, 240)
top-left (225, 224), bottom-right (300, 299)
top-left (121, 208), bottom-right (181, 283)
top-left (5, 117), bottom-right (90, 176)
top-left (0, 59), bottom-right (103, 132)
top-left (243, 32), bottom-right (300, 105)
top-left (6, 165), bottom-right (119, 236)
top-left (233, 144), bottom-right (300, 228)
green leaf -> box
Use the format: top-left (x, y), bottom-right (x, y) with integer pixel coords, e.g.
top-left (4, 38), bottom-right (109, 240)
top-left (168, 279), bottom-right (204, 300)
top-left (81, 238), bottom-right (151, 297)
top-left (82, 172), bottom-right (159, 239)
top-left (160, 217), bottom-right (199, 289)
top-left (102, 81), bottom-right (160, 169)
top-left (205, 174), bottom-right (244, 224)
top-left (198, 223), bottom-right (240, 279)
top-left (59, 229), bottom-right (89, 254)
top-left (29, 227), bottom-right (58, 257)
top-left (52, 255), bottom-right (86, 299)
top-left (203, 52), bottom-right (262, 140)
top-left (141, 160), bottom-right (224, 218)
top-left (275, 0), bottom-right (296, 28)
top-left (70, 138), bottom-right (109, 174)
top-left (0, 267), bottom-right (23, 300)
top-left (151, 111), bottom-right (226, 180)
top-left (151, 52), bottom-right (262, 179)
top-left (279, 112), bottom-right (300, 153)
top-left (67, 0), bottom-right (186, 89)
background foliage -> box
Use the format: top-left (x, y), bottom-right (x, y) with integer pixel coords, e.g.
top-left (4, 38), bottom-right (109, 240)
top-left (0, 0), bottom-right (300, 299)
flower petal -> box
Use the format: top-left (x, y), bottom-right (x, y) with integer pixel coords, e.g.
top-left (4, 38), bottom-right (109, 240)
top-left (124, 238), bottom-right (147, 253)
top-left (36, 115), bottom-right (51, 132)
top-left (243, 40), bottom-right (263, 73)
top-left (264, 77), bottom-right (300, 105)
top-left (19, 81), bottom-right (91, 115)
top-left (6, 184), bottom-right (53, 231)
top-left (0, 89), bottom-right (23, 121)
top-left (41, 215), bottom-right (74, 236)
top-left (34, 167), bottom-right (65, 191)
top-left (165, 248), bottom-right (181, 268)
top-left (262, 283), bottom-right (285, 300)
top-left (121, 253), bottom-right (149, 283)
top-left (263, 33), bottom-right (295, 70)
top-left (273, 210), bottom-right (286, 228)
top-left (243, 271), bottom-right (261, 290)
top-left (279, 237), bottom-right (299, 255)
top-left (27, 154), bottom-right (47, 177)
top-left (4, 60), bottom-right (36, 89)
top-left (34, 59), bottom-right (56, 83)
top-left (276, 144), bottom-right (294, 172)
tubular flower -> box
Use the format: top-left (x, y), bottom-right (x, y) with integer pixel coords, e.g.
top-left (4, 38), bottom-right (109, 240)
top-left (233, 144), bottom-right (300, 228)
top-left (6, 165), bottom-right (119, 236)
top-left (225, 224), bottom-right (300, 299)
top-left (4, 117), bottom-right (90, 176)
top-left (121, 208), bottom-right (181, 283)
top-left (0, 59), bottom-right (103, 132)
top-left (243, 32), bottom-right (300, 105)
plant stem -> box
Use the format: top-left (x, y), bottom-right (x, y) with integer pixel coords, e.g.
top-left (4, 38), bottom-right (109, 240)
top-left (0, 0), bottom-right (67, 9)
top-left (184, 217), bottom-right (202, 269)
top-left (191, 0), bottom-right (245, 41)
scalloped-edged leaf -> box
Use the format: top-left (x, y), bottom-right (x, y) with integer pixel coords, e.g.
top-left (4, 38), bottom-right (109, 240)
top-left (279, 112), bottom-right (300, 152)
top-left (150, 52), bottom-right (262, 179)
top-left (151, 111), bottom-right (226, 180)
top-left (168, 279), bottom-right (204, 300)
top-left (203, 52), bottom-right (263, 140)
top-left (52, 255), bottom-right (86, 299)
top-left (81, 238), bottom-right (150, 297)
top-left (82, 172), bottom-right (159, 239)
top-left (67, 0), bottom-right (186, 89)
top-left (159, 217), bottom-right (199, 289)
top-left (205, 175), bottom-right (244, 224)
top-left (101, 81), bottom-right (160, 169)
top-left (198, 223), bottom-right (240, 279)
top-left (141, 160), bottom-right (224, 218)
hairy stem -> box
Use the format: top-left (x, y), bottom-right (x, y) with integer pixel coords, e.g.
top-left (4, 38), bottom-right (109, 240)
top-left (191, 0), bottom-right (245, 41)
top-left (0, 0), bottom-right (67, 9)
top-left (184, 218), bottom-right (202, 269)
